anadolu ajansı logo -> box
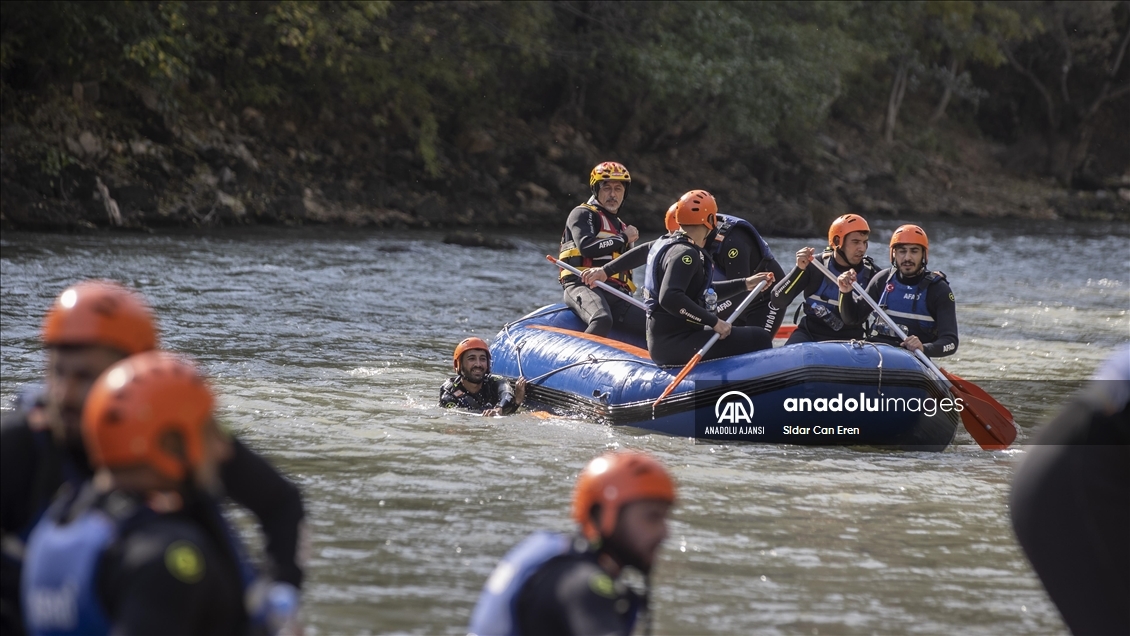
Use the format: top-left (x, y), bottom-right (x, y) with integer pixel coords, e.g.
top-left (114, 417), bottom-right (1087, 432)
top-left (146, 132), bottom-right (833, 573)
top-left (715, 390), bottom-right (754, 424)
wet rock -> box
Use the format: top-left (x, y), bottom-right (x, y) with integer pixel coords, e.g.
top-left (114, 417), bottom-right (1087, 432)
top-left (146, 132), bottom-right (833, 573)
top-left (442, 232), bottom-right (516, 250)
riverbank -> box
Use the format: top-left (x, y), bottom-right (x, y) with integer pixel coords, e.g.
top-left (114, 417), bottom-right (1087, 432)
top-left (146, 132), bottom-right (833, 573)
top-left (2, 88), bottom-right (1127, 236)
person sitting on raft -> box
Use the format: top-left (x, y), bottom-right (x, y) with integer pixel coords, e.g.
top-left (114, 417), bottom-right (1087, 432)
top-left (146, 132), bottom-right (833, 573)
top-left (837, 224), bottom-right (958, 357)
top-left (644, 190), bottom-right (775, 367)
top-left (769, 214), bottom-right (879, 344)
top-left (440, 337), bottom-right (526, 416)
top-left (583, 202), bottom-right (785, 335)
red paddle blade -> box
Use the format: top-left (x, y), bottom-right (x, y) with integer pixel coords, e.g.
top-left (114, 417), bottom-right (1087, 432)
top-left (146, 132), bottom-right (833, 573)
top-left (943, 369), bottom-right (1015, 423)
top-left (775, 324), bottom-right (797, 339)
top-left (949, 384), bottom-right (1017, 449)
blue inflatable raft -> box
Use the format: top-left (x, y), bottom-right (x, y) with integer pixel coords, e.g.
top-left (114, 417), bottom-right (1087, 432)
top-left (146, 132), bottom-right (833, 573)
top-left (492, 304), bottom-right (961, 451)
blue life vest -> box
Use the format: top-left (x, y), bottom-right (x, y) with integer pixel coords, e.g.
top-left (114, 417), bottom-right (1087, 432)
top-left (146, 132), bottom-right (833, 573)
top-left (803, 251), bottom-right (876, 331)
top-left (468, 532), bottom-right (574, 636)
top-left (21, 495), bottom-right (142, 636)
top-left (870, 270), bottom-right (945, 341)
top-left (710, 214), bottom-right (775, 280)
top-left (22, 490), bottom-right (261, 636)
top-left (644, 233), bottom-right (715, 316)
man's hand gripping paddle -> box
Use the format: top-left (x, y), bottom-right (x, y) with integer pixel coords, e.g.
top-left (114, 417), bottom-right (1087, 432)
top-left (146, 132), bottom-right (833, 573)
top-left (651, 279), bottom-right (772, 415)
top-left (807, 256), bottom-right (1016, 449)
top-left (547, 255), bottom-right (647, 311)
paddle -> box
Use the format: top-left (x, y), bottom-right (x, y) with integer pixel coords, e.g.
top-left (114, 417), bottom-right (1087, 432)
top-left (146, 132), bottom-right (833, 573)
top-left (546, 255), bottom-right (648, 311)
top-left (652, 279), bottom-right (771, 412)
top-left (806, 256), bottom-right (1016, 450)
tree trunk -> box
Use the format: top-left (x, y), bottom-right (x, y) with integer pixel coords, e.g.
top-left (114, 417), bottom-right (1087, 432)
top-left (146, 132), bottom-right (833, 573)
top-left (1044, 121), bottom-right (1095, 186)
top-left (884, 61), bottom-right (909, 143)
top-left (929, 59), bottom-right (960, 124)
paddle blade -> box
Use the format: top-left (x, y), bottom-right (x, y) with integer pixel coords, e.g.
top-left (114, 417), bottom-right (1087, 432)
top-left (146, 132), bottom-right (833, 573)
top-left (653, 353), bottom-right (702, 411)
top-left (942, 369), bottom-right (1015, 422)
top-left (948, 382), bottom-right (1017, 450)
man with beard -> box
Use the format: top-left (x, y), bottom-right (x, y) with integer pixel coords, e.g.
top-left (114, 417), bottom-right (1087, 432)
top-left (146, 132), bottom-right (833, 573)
top-left (0, 281), bottom-right (305, 635)
top-left (468, 451), bottom-right (676, 636)
top-left (439, 338), bottom-right (525, 416)
top-left (557, 162), bottom-right (644, 337)
top-left (769, 214), bottom-right (879, 344)
top-left (22, 352), bottom-right (252, 634)
top-left (836, 224), bottom-right (958, 357)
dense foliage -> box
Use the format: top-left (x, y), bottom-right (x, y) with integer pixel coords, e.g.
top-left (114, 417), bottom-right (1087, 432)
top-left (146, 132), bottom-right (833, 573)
top-left (2, 1), bottom-right (1127, 183)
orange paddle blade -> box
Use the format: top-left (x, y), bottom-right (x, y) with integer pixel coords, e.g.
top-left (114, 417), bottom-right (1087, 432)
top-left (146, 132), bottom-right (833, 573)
top-left (775, 324), bottom-right (797, 339)
top-left (942, 369), bottom-right (1015, 422)
top-left (948, 381), bottom-right (1017, 449)
top-left (653, 353), bottom-right (702, 410)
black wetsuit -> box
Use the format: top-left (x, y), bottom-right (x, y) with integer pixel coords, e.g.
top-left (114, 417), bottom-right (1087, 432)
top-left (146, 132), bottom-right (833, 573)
top-left (602, 226), bottom-right (785, 334)
top-left (559, 201), bottom-right (645, 337)
top-left (1010, 352), bottom-right (1130, 636)
top-left (646, 240), bottom-right (773, 366)
top-left (29, 484), bottom-right (247, 635)
top-left (439, 375), bottom-right (519, 414)
top-left (515, 551), bottom-right (640, 636)
top-left (769, 253), bottom-right (878, 344)
top-left (839, 267), bottom-right (959, 357)
top-left (1, 408), bottom-right (304, 636)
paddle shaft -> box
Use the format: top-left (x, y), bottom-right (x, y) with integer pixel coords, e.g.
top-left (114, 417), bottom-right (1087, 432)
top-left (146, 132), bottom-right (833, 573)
top-left (653, 279), bottom-right (770, 410)
top-left (693, 279), bottom-right (770, 357)
top-left (806, 257), bottom-right (952, 387)
top-left (546, 256), bottom-right (648, 311)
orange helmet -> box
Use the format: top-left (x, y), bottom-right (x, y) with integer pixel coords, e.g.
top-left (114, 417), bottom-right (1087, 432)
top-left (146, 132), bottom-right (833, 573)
top-left (453, 337), bottom-right (491, 373)
top-left (571, 451), bottom-right (676, 542)
top-left (82, 351), bottom-right (216, 482)
top-left (589, 161), bottom-right (631, 197)
top-left (673, 190), bottom-right (718, 230)
top-left (664, 202), bottom-right (679, 233)
top-left (889, 224), bottom-right (928, 250)
top-left (42, 280), bottom-right (158, 355)
top-left (828, 214), bottom-right (870, 248)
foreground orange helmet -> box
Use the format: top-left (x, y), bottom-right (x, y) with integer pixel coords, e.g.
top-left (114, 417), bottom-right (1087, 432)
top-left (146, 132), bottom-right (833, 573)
top-left (664, 202), bottom-right (679, 233)
top-left (828, 214), bottom-right (870, 248)
top-left (572, 451), bottom-right (676, 542)
top-left (453, 337), bottom-right (491, 373)
top-left (673, 190), bottom-right (718, 230)
top-left (589, 161), bottom-right (631, 189)
top-left (82, 351), bottom-right (216, 482)
top-left (42, 280), bottom-right (158, 355)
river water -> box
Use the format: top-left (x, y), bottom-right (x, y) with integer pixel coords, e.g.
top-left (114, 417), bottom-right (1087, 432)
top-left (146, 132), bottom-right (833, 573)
top-left (1, 218), bottom-right (1127, 634)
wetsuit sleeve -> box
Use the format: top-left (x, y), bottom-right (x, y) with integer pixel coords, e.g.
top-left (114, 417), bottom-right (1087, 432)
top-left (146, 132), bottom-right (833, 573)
top-left (923, 280), bottom-right (959, 358)
top-left (221, 437), bottom-right (305, 588)
top-left (491, 377), bottom-right (519, 415)
top-left (566, 207), bottom-right (626, 259)
top-left (713, 278), bottom-right (751, 302)
top-left (601, 241), bottom-right (651, 276)
top-left (0, 415), bottom-right (36, 539)
top-left (439, 379), bottom-right (459, 408)
top-left (658, 245), bottom-right (718, 328)
top-left (839, 271), bottom-right (886, 326)
top-left (769, 265), bottom-right (816, 312)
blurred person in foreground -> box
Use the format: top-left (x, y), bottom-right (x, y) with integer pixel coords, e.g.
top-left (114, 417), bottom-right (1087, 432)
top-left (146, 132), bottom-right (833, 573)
top-left (468, 451), bottom-right (676, 636)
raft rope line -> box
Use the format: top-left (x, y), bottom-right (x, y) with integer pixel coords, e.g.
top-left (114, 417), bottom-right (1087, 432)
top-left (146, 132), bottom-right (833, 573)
top-left (849, 339), bottom-right (884, 395)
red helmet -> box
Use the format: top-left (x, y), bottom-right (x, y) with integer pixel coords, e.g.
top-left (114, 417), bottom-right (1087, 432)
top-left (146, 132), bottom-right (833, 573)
top-left (82, 351), bottom-right (216, 482)
top-left (664, 203), bottom-right (679, 233)
top-left (673, 190), bottom-right (718, 230)
top-left (828, 214), bottom-right (870, 248)
top-left (572, 451), bottom-right (676, 542)
top-left (42, 280), bottom-right (158, 355)
top-left (453, 337), bottom-right (491, 374)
